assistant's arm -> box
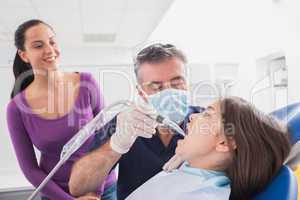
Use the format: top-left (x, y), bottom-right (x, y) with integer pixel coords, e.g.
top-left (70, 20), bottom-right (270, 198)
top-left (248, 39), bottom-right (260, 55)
top-left (6, 101), bottom-right (75, 199)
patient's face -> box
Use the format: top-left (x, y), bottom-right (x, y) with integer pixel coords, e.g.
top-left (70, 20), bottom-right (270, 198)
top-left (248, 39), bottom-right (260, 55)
top-left (175, 101), bottom-right (223, 160)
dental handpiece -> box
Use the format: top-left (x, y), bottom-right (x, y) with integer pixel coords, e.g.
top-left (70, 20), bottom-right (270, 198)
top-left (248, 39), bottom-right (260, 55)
top-left (154, 114), bottom-right (186, 137)
top-left (136, 87), bottom-right (186, 137)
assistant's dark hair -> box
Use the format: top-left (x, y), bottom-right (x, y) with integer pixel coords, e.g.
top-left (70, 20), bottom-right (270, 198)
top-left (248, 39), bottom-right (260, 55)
top-left (10, 19), bottom-right (53, 99)
top-left (133, 43), bottom-right (187, 82)
top-left (221, 97), bottom-right (291, 200)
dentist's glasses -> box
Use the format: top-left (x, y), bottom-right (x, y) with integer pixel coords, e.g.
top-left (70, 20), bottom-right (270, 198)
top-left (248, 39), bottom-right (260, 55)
top-left (141, 76), bottom-right (186, 93)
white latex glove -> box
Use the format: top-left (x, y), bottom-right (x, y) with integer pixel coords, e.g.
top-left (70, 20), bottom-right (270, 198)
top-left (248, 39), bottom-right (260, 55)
top-left (162, 154), bottom-right (185, 172)
top-left (110, 103), bottom-right (158, 154)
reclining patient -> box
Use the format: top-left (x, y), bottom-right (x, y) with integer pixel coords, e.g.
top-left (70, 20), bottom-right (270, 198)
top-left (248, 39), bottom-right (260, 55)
top-left (126, 97), bottom-right (291, 200)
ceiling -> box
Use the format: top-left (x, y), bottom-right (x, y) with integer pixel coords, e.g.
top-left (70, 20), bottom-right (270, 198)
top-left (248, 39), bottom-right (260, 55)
top-left (0, 0), bottom-right (174, 48)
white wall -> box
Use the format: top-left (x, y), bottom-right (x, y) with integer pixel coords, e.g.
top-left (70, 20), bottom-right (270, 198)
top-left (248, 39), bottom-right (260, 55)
top-left (278, 0), bottom-right (300, 104)
top-left (148, 0), bottom-right (300, 109)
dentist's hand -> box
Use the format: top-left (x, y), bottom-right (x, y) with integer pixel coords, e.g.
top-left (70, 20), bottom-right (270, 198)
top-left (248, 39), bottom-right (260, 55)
top-left (110, 104), bottom-right (158, 154)
top-left (163, 154), bottom-right (185, 172)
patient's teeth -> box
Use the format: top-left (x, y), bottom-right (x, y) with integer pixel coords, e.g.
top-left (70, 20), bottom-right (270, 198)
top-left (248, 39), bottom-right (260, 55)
top-left (44, 56), bottom-right (56, 62)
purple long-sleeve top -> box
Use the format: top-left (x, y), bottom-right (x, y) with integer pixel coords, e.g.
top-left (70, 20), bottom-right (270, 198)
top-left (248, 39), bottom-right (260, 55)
top-left (6, 72), bottom-right (116, 200)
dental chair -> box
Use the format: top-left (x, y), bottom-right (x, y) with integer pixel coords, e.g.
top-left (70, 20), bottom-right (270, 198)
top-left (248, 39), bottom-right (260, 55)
top-left (253, 103), bottom-right (300, 200)
top-left (270, 102), bottom-right (300, 144)
top-left (252, 165), bottom-right (298, 200)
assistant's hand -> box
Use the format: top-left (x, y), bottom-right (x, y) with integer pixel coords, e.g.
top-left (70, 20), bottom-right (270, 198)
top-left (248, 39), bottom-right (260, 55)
top-left (110, 104), bottom-right (158, 154)
top-left (75, 192), bottom-right (101, 200)
top-left (75, 197), bottom-right (100, 200)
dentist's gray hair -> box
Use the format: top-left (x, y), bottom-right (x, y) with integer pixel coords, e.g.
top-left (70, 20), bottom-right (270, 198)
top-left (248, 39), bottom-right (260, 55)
top-left (133, 43), bottom-right (187, 83)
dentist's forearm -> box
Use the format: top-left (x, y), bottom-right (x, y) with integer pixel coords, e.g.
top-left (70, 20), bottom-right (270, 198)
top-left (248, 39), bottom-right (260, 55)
top-left (69, 140), bottom-right (121, 197)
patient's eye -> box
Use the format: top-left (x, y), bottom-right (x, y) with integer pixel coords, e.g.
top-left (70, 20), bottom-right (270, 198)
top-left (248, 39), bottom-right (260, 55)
top-left (202, 111), bottom-right (210, 117)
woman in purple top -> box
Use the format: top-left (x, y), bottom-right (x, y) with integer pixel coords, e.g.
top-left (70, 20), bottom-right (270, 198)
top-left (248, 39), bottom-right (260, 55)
top-left (6, 19), bottom-right (116, 200)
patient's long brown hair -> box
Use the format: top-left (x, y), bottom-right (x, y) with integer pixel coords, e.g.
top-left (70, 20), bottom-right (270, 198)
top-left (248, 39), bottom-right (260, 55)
top-left (221, 97), bottom-right (291, 200)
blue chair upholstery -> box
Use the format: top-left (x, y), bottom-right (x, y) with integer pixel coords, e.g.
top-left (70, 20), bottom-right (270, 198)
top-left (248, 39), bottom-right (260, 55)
top-left (253, 166), bottom-right (298, 200)
top-left (252, 104), bottom-right (300, 199)
top-left (270, 102), bottom-right (300, 144)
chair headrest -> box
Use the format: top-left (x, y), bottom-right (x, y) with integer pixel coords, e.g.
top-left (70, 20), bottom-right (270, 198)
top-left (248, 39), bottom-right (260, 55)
top-left (271, 103), bottom-right (300, 144)
top-left (252, 166), bottom-right (298, 200)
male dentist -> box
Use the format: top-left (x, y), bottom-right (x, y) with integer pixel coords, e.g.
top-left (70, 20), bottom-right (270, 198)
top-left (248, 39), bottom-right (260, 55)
top-left (69, 43), bottom-right (203, 200)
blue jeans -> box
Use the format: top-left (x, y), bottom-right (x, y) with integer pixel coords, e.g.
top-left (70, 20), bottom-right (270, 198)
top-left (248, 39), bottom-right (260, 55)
top-left (40, 183), bottom-right (117, 200)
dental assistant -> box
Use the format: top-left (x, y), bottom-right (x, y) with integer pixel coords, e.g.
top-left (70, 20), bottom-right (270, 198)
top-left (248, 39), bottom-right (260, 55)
top-left (69, 43), bottom-right (204, 200)
top-left (6, 19), bottom-right (116, 200)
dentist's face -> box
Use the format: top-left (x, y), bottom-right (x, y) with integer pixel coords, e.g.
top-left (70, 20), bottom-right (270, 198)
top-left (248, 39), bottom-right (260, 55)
top-left (18, 23), bottom-right (60, 71)
top-left (175, 101), bottom-right (223, 160)
top-left (137, 57), bottom-right (187, 96)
